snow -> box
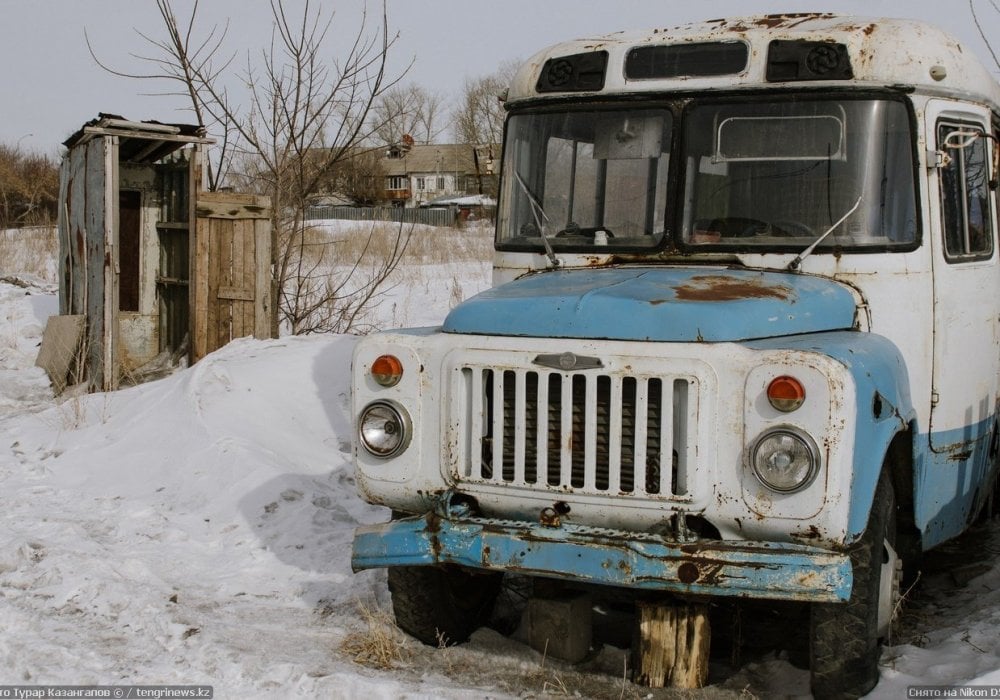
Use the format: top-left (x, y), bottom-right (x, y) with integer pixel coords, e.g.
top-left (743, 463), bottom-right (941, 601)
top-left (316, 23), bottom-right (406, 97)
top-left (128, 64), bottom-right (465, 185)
top-left (1, 226), bottom-right (1000, 698)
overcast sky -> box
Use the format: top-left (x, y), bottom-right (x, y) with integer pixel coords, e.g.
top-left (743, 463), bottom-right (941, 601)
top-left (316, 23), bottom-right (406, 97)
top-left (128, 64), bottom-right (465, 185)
top-left (3, 0), bottom-right (997, 155)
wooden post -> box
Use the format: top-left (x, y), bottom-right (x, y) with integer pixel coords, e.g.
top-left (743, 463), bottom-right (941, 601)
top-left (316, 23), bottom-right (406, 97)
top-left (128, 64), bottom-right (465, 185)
top-left (634, 601), bottom-right (711, 689)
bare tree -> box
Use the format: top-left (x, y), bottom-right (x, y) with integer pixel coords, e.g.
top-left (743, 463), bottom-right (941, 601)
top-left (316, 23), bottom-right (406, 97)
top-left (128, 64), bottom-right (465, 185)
top-left (451, 60), bottom-right (518, 147)
top-left (371, 83), bottom-right (447, 145)
top-left (92, 0), bottom-right (414, 336)
top-left (87, 0), bottom-right (236, 190)
top-left (320, 147), bottom-right (387, 205)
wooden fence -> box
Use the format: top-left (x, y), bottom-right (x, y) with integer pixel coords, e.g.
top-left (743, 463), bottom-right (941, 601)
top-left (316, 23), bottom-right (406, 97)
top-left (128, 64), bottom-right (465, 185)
top-left (305, 205), bottom-right (456, 227)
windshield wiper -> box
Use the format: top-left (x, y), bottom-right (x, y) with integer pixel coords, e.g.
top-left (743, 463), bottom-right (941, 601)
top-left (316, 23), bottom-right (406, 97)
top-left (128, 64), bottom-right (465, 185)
top-left (512, 171), bottom-right (561, 268)
top-left (786, 193), bottom-right (863, 271)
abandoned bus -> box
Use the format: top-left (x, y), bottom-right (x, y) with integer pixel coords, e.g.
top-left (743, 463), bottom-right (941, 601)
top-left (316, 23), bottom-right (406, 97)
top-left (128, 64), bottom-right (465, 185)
top-left (350, 14), bottom-right (1000, 697)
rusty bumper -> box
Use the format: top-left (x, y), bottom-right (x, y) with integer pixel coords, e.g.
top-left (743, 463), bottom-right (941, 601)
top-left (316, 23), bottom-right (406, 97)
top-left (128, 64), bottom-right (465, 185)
top-left (352, 513), bottom-right (852, 603)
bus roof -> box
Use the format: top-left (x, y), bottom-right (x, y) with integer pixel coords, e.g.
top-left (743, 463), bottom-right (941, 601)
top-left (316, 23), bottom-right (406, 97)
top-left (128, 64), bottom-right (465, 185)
top-left (507, 14), bottom-right (1000, 108)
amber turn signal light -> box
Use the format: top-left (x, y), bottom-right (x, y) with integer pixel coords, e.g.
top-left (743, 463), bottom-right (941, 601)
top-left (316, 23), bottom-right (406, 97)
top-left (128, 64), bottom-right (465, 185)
top-left (371, 354), bottom-right (404, 387)
top-left (767, 376), bottom-right (805, 412)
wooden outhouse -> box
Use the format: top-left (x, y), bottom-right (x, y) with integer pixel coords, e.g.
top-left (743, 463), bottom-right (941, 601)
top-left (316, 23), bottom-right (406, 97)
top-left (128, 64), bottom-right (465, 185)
top-left (50, 114), bottom-right (274, 392)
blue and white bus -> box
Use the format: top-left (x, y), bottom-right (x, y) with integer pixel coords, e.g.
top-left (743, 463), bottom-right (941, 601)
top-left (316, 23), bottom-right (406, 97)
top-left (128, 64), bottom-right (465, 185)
top-left (350, 14), bottom-right (1000, 697)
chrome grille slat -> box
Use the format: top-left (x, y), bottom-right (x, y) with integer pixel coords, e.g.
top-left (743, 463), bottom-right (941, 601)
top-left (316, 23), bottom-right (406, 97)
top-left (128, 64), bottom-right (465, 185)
top-left (490, 372), bottom-right (506, 481)
top-left (608, 376), bottom-right (623, 493)
top-left (513, 370), bottom-right (527, 485)
top-left (462, 366), bottom-right (694, 499)
top-left (659, 378), bottom-right (674, 495)
top-left (536, 372), bottom-right (548, 483)
top-left (559, 376), bottom-right (573, 487)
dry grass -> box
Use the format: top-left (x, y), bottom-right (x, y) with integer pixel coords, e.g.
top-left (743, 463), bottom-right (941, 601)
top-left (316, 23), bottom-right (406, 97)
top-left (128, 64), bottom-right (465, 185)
top-left (302, 221), bottom-right (492, 270)
top-left (0, 226), bottom-right (58, 281)
top-left (338, 600), bottom-right (411, 670)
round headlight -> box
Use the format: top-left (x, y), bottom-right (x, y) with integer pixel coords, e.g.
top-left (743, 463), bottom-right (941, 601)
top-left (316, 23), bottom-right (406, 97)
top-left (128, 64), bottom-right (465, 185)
top-left (750, 428), bottom-right (819, 493)
top-left (359, 400), bottom-right (411, 457)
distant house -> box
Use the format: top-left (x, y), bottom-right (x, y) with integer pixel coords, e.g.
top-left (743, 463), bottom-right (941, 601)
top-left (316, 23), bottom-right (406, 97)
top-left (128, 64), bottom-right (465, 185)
top-left (380, 142), bottom-right (498, 208)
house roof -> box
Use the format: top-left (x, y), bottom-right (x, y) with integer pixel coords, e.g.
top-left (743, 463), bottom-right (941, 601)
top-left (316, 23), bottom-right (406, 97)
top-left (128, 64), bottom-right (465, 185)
top-left (381, 144), bottom-right (497, 177)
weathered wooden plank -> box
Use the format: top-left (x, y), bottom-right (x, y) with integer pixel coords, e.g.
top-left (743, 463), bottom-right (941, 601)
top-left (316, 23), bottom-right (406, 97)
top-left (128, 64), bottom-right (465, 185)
top-left (634, 601), bottom-right (711, 689)
top-left (81, 137), bottom-right (109, 391)
top-left (672, 604), bottom-right (710, 689)
top-left (35, 314), bottom-right (86, 394)
top-left (217, 286), bottom-right (254, 302)
top-left (81, 127), bottom-right (211, 146)
top-left (195, 195), bottom-right (270, 220)
top-left (239, 218), bottom-right (256, 338)
top-left (206, 217), bottom-right (222, 354)
top-left (62, 147), bottom-right (91, 317)
top-left (634, 603), bottom-right (675, 688)
top-left (103, 135), bottom-right (119, 391)
top-left (192, 204), bottom-right (211, 361)
top-left (218, 218), bottom-right (234, 349)
top-left (57, 158), bottom-right (71, 315)
top-left (231, 218), bottom-right (247, 338)
top-left (254, 218), bottom-right (272, 339)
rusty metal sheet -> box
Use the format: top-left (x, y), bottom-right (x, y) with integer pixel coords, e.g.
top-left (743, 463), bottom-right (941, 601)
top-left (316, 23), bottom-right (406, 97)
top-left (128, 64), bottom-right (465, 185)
top-left (352, 513), bottom-right (852, 603)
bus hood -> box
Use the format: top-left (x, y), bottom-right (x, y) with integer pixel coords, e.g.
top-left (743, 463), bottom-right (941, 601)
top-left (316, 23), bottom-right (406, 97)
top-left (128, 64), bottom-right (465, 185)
top-left (442, 267), bottom-right (858, 342)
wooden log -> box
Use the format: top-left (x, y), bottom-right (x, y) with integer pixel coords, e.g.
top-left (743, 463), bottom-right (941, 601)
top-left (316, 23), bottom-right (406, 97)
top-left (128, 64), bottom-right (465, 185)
top-left (634, 601), bottom-right (711, 689)
top-left (634, 602), bottom-right (675, 687)
top-left (673, 603), bottom-right (711, 688)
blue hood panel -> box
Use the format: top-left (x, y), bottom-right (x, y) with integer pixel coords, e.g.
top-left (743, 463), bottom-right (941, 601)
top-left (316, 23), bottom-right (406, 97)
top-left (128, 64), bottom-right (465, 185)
top-left (443, 268), bottom-right (857, 342)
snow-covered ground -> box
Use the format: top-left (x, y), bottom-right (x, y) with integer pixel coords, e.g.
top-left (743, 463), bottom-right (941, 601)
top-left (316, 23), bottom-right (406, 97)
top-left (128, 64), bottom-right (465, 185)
top-left (1, 223), bottom-right (1000, 698)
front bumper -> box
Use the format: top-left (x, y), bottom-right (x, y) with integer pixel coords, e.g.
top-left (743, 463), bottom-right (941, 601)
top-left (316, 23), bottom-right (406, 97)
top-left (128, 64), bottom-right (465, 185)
top-left (352, 513), bottom-right (852, 603)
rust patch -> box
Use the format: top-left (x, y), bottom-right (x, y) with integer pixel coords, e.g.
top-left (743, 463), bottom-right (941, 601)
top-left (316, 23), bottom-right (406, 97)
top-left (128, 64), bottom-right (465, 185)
top-left (424, 511), bottom-right (443, 560)
top-left (795, 525), bottom-right (823, 540)
top-left (673, 275), bottom-right (792, 302)
top-left (539, 507), bottom-right (562, 528)
top-left (797, 571), bottom-right (820, 587)
top-left (719, 13), bottom-right (832, 32)
top-left (677, 562), bottom-right (700, 584)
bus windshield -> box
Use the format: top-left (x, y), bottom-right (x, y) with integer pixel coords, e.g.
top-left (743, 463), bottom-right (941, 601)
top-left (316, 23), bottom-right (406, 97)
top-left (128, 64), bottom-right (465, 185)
top-left (496, 97), bottom-right (917, 253)
top-left (681, 98), bottom-right (916, 249)
top-left (497, 108), bottom-right (672, 250)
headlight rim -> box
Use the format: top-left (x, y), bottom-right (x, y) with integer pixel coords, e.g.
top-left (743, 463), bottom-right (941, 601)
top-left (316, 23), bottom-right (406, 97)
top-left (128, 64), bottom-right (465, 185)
top-left (358, 399), bottom-right (412, 458)
top-left (749, 426), bottom-right (821, 494)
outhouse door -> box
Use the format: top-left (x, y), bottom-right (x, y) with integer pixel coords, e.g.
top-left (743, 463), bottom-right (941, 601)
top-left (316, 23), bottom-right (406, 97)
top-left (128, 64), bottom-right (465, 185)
top-left (192, 192), bottom-right (274, 361)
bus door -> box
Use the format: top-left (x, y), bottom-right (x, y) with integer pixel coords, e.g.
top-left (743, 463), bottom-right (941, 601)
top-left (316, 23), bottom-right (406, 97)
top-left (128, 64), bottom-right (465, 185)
top-left (922, 99), bottom-right (1000, 543)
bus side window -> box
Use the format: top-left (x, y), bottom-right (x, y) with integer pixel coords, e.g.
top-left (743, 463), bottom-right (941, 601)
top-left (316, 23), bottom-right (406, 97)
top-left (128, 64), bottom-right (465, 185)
top-left (938, 121), bottom-right (994, 261)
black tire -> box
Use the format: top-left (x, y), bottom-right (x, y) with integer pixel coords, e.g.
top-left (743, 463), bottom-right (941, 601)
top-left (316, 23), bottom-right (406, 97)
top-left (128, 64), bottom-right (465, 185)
top-left (387, 565), bottom-right (503, 646)
top-left (810, 471), bottom-right (896, 700)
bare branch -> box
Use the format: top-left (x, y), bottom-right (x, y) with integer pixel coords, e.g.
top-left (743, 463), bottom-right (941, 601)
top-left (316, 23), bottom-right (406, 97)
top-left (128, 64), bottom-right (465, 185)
top-left (91, 0), bottom-right (412, 335)
top-left (970, 0), bottom-right (1000, 71)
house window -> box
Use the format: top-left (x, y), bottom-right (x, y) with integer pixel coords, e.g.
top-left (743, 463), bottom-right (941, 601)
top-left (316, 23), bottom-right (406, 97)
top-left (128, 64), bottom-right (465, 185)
top-left (437, 176), bottom-right (446, 190)
top-left (388, 176), bottom-right (406, 190)
top-left (939, 121), bottom-right (994, 261)
top-left (416, 177), bottom-right (425, 191)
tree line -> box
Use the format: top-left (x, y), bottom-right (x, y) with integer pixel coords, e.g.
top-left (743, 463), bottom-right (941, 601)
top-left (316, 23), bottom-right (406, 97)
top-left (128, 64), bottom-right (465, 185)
top-left (0, 144), bottom-right (58, 229)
